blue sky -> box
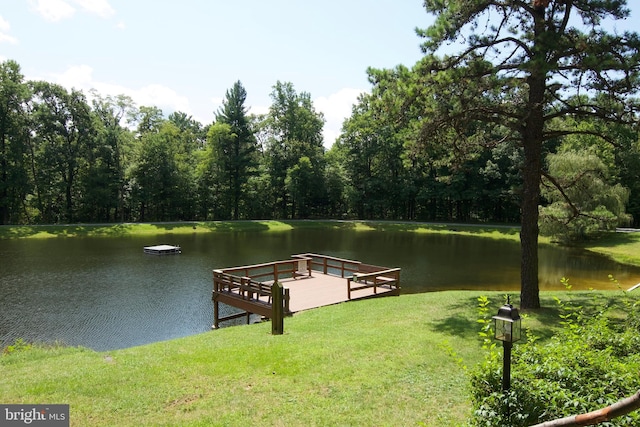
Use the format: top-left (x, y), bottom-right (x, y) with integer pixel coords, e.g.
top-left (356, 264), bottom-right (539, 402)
top-left (1, 0), bottom-right (431, 147)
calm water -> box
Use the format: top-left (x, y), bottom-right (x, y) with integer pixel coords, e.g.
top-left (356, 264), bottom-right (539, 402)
top-left (1, 229), bottom-right (639, 351)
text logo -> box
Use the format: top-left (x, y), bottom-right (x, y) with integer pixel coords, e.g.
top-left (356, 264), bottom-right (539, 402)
top-left (0, 405), bottom-right (69, 426)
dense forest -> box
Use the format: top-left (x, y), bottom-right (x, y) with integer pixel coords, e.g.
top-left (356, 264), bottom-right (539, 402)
top-left (0, 56), bottom-right (638, 231)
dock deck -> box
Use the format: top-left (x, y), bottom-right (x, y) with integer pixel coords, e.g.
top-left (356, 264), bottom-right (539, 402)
top-left (280, 273), bottom-right (395, 312)
top-left (212, 253), bottom-right (401, 331)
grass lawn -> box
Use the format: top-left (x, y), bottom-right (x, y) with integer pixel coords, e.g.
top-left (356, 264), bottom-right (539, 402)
top-left (582, 231), bottom-right (640, 267)
top-left (0, 289), bottom-right (613, 427)
top-left (0, 219), bottom-right (524, 240)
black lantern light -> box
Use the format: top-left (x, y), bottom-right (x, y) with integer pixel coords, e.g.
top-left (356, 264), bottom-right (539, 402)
top-left (492, 297), bottom-right (521, 391)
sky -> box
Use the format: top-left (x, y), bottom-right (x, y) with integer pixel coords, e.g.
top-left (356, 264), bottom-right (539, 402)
top-left (0, 0), bottom-right (432, 147)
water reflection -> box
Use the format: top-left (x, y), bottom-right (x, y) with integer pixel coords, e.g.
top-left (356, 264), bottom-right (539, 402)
top-left (1, 229), bottom-right (639, 351)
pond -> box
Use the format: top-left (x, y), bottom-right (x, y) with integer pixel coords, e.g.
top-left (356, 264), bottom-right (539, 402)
top-left (1, 228), bottom-right (639, 351)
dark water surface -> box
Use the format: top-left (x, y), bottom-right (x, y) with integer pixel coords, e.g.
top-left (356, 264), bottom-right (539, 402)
top-left (1, 229), bottom-right (639, 351)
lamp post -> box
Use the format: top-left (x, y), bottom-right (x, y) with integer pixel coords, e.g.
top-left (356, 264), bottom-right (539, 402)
top-left (492, 298), bottom-right (521, 391)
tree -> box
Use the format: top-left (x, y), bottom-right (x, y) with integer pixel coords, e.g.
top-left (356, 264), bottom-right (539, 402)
top-left (88, 92), bottom-right (136, 222)
top-left (263, 81), bottom-right (325, 218)
top-left (214, 81), bottom-right (258, 220)
top-left (135, 106), bottom-right (164, 135)
top-left (203, 122), bottom-right (236, 219)
top-left (416, 1), bottom-right (640, 308)
top-left (323, 146), bottom-right (348, 218)
top-left (30, 82), bottom-right (96, 223)
top-left (0, 60), bottom-right (31, 224)
top-left (540, 150), bottom-right (630, 242)
top-left (285, 156), bottom-right (316, 218)
top-left (130, 121), bottom-right (190, 221)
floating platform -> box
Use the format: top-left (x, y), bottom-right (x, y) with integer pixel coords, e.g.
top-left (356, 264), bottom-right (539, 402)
top-left (212, 253), bottom-right (400, 330)
top-left (143, 244), bottom-right (181, 255)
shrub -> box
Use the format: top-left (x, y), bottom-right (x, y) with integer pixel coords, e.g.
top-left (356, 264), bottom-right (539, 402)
top-left (469, 286), bottom-right (640, 426)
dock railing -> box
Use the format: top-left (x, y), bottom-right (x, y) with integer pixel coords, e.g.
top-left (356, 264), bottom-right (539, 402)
top-left (212, 269), bottom-right (291, 332)
top-left (292, 253), bottom-right (361, 278)
top-left (212, 257), bottom-right (312, 331)
top-left (212, 253), bottom-right (400, 333)
top-left (348, 267), bottom-right (401, 300)
top-left (217, 257), bottom-right (312, 283)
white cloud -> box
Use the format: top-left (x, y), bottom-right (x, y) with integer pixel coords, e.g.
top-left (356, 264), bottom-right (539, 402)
top-left (248, 104), bottom-right (269, 116)
top-left (115, 20), bottom-right (125, 30)
top-left (54, 64), bottom-right (93, 87)
top-left (210, 96), bottom-right (223, 112)
top-left (30, 0), bottom-right (76, 22)
top-left (135, 84), bottom-right (191, 113)
top-left (72, 0), bottom-right (115, 18)
top-left (0, 15), bottom-right (11, 32)
top-left (314, 88), bottom-right (365, 148)
top-left (52, 64), bottom-right (193, 117)
top-left (30, 0), bottom-right (115, 21)
top-left (0, 14), bottom-right (19, 44)
top-left (0, 33), bottom-right (18, 45)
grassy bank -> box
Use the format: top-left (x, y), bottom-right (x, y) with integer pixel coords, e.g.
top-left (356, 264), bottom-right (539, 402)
top-left (4, 219), bottom-right (640, 266)
top-left (0, 220), bottom-right (524, 241)
top-left (582, 231), bottom-right (640, 267)
top-left (1, 290), bottom-right (603, 427)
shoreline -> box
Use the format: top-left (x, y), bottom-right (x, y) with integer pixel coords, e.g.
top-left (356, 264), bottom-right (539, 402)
top-left (1, 219), bottom-right (639, 267)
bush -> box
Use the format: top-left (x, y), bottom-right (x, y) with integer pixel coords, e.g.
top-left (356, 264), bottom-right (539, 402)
top-left (469, 287), bottom-right (640, 426)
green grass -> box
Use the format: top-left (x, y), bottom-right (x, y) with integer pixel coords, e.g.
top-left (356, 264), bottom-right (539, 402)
top-left (0, 219), bottom-right (525, 241)
top-left (0, 290), bottom-right (614, 427)
top-left (583, 231), bottom-right (640, 267)
top-left (0, 221), bottom-right (294, 239)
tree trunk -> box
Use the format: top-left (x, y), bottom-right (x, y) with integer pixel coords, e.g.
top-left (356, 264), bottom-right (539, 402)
top-left (520, 134), bottom-right (542, 309)
top-left (521, 67), bottom-right (545, 310)
top-left (0, 133), bottom-right (7, 224)
top-left (519, 5), bottom-right (548, 310)
top-left (66, 175), bottom-right (73, 223)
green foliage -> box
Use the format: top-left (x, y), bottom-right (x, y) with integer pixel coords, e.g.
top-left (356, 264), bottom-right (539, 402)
top-left (469, 286), bottom-right (640, 426)
top-left (0, 60), bottom-right (31, 225)
top-left (476, 295), bottom-right (496, 350)
top-left (213, 81), bottom-right (259, 220)
top-left (540, 150), bottom-right (631, 243)
top-left (263, 81), bottom-right (326, 219)
top-left (2, 338), bottom-right (31, 355)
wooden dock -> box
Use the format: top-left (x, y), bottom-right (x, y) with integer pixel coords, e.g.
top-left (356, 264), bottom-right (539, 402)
top-left (212, 253), bottom-right (401, 332)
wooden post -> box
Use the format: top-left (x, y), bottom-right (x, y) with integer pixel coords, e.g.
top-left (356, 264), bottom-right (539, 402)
top-left (271, 281), bottom-right (284, 335)
top-left (213, 295), bottom-right (219, 329)
top-left (284, 288), bottom-right (290, 313)
top-left (212, 272), bottom-right (220, 329)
